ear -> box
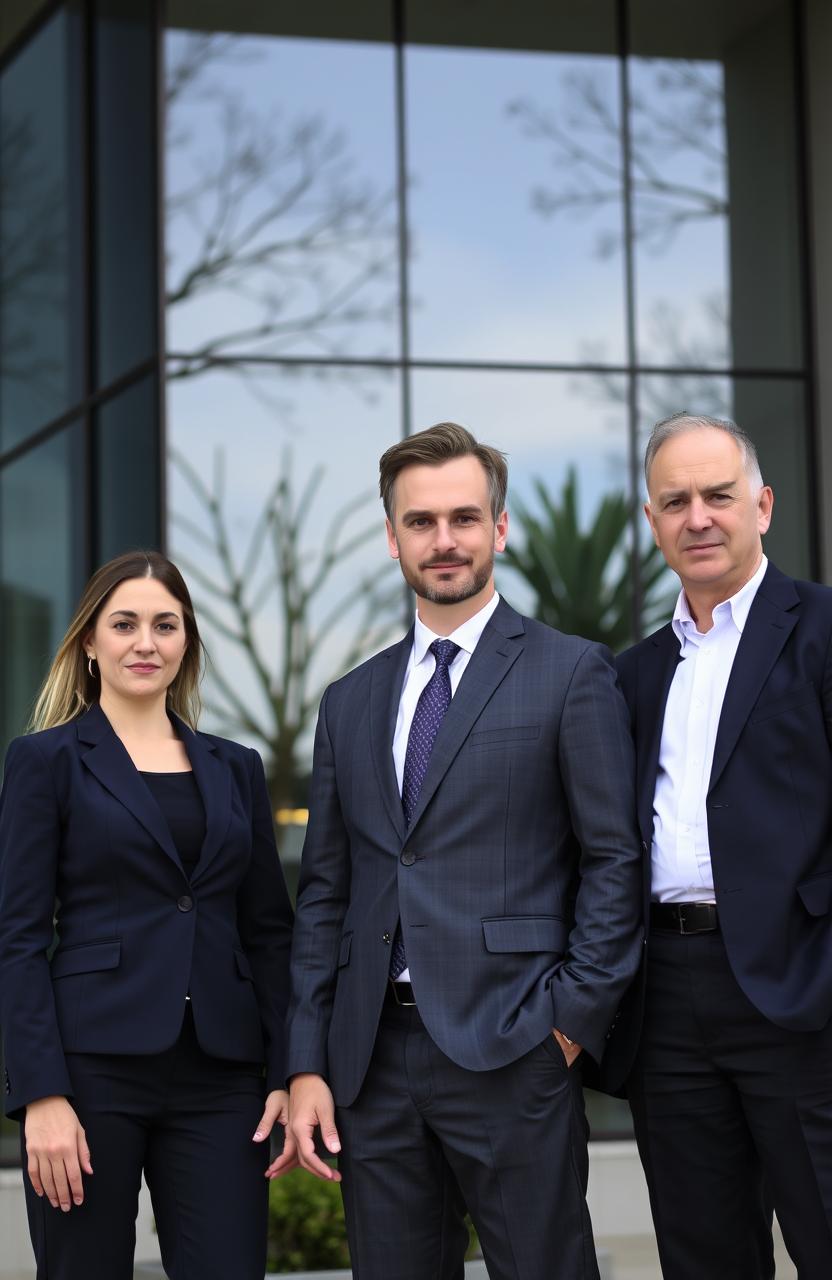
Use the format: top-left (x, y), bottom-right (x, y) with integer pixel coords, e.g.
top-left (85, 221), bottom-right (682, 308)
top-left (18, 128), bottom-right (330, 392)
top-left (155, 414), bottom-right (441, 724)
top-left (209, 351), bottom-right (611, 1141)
top-left (643, 500), bottom-right (661, 549)
top-left (494, 509), bottom-right (508, 554)
top-left (385, 516), bottom-right (400, 561)
top-left (757, 485), bottom-right (774, 536)
top-left (82, 630), bottom-right (95, 658)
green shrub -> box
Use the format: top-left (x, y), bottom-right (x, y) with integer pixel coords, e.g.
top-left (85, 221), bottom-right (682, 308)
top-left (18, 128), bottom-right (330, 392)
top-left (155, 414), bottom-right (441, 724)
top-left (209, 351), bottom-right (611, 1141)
top-left (267, 1169), bottom-right (351, 1272)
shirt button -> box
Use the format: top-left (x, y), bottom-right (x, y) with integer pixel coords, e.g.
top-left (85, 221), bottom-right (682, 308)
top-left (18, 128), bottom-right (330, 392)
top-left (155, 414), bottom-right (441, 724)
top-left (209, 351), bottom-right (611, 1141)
top-left (401, 851), bottom-right (416, 866)
top-left (177, 895), bottom-right (193, 912)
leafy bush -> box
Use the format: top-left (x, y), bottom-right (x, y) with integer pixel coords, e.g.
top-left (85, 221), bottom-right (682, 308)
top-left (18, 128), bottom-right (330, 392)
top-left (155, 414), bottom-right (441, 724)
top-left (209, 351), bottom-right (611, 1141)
top-left (268, 1169), bottom-right (351, 1272)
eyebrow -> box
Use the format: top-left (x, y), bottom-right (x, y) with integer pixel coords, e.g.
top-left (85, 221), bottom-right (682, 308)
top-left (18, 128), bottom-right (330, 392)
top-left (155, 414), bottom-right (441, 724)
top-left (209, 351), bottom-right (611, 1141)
top-left (106, 609), bottom-right (181, 621)
top-left (401, 504), bottom-right (485, 522)
top-left (658, 479), bottom-right (738, 503)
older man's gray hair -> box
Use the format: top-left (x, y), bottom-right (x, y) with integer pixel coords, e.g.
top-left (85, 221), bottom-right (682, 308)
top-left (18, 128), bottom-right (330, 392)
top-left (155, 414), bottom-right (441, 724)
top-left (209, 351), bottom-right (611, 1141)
top-left (644, 412), bottom-right (764, 494)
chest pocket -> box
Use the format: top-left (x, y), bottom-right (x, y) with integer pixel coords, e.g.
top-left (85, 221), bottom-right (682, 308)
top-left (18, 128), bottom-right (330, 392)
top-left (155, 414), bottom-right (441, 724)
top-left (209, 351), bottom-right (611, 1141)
top-left (468, 725), bottom-right (541, 751)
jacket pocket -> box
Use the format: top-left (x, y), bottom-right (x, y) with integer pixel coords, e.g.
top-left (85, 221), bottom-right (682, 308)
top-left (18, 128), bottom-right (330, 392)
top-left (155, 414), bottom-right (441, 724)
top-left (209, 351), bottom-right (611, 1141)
top-left (235, 949), bottom-right (254, 981)
top-left (798, 871), bottom-right (832, 917)
top-left (51, 940), bottom-right (121, 978)
top-left (482, 916), bottom-right (567, 954)
top-left (468, 725), bottom-right (541, 750)
top-left (748, 682), bottom-right (816, 724)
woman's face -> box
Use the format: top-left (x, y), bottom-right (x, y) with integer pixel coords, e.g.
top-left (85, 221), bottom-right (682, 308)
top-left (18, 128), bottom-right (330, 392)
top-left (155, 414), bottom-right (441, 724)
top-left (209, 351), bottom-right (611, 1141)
top-left (86, 577), bottom-right (188, 705)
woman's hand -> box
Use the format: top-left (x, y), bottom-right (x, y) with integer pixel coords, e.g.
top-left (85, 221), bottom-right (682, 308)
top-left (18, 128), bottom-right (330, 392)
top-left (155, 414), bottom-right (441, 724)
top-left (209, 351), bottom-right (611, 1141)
top-left (254, 1089), bottom-right (299, 1178)
top-left (24, 1096), bottom-right (93, 1211)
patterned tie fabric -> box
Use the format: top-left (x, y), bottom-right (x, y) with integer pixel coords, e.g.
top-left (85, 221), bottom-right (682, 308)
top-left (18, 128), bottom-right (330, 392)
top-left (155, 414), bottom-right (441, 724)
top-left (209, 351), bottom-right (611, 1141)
top-left (390, 638), bottom-right (461, 979)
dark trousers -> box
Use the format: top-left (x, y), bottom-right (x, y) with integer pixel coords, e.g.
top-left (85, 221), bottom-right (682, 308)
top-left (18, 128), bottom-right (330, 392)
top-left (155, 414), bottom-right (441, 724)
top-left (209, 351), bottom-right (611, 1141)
top-left (22, 1005), bottom-right (268, 1280)
top-left (336, 999), bottom-right (599, 1280)
top-left (629, 929), bottom-right (832, 1280)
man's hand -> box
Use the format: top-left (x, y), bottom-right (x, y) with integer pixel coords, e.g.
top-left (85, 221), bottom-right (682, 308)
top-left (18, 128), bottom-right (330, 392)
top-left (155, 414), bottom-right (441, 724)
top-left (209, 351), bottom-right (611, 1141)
top-left (253, 1089), bottom-right (299, 1179)
top-left (288, 1073), bottom-right (342, 1181)
top-left (553, 1029), bottom-right (583, 1068)
top-left (24, 1096), bottom-right (92, 1211)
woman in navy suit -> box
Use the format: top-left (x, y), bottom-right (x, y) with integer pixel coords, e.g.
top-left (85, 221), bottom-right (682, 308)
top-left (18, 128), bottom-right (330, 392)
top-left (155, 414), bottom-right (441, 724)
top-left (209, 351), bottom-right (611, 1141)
top-left (0, 550), bottom-right (295, 1280)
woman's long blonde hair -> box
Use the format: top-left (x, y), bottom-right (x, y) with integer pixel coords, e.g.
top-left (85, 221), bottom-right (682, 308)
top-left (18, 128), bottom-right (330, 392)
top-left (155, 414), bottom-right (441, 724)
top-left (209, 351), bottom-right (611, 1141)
top-left (30, 551), bottom-right (206, 732)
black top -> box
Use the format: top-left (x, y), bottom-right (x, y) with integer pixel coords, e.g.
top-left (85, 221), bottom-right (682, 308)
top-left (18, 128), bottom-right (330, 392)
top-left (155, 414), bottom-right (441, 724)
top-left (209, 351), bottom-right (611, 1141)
top-left (140, 771), bottom-right (206, 880)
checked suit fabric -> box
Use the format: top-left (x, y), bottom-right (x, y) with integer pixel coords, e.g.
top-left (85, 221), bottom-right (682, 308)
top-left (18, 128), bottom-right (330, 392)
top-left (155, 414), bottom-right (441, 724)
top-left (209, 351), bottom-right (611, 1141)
top-left (389, 638), bottom-right (461, 979)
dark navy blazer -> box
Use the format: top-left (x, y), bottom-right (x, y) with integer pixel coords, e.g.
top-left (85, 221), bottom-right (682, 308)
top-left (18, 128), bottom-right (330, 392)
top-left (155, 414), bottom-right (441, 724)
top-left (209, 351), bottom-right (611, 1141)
top-left (287, 598), bottom-right (644, 1106)
top-left (0, 703), bottom-right (293, 1119)
top-left (605, 561), bottom-right (832, 1091)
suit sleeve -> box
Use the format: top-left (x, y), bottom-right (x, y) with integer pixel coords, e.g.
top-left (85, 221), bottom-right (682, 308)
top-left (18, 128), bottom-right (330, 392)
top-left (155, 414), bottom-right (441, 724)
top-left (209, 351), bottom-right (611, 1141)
top-left (284, 687), bottom-right (351, 1082)
top-left (0, 736), bottom-right (74, 1119)
top-left (550, 643), bottom-right (644, 1063)
top-left (236, 748), bottom-right (294, 1093)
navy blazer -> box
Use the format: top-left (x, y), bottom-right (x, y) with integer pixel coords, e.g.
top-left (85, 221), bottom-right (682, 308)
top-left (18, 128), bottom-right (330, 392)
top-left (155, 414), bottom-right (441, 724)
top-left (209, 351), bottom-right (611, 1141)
top-left (0, 704), bottom-right (293, 1119)
top-left (286, 598), bottom-right (643, 1106)
top-left (606, 562), bottom-right (832, 1090)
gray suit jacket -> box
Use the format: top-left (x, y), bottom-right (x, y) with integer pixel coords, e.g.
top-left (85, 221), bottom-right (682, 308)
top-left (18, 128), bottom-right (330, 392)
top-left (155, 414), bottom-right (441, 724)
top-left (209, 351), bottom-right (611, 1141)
top-left (286, 598), bottom-right (643, 1105)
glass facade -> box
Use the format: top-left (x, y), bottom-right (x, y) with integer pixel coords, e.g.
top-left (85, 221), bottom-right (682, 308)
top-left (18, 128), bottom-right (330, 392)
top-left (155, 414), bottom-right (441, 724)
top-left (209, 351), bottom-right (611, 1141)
top-left (0, 0), bottom-right (817, 1163)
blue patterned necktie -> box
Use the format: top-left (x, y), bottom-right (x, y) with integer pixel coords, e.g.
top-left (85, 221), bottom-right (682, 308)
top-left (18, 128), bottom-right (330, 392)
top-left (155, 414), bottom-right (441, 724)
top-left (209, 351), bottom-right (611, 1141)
top-left (390, 638), bottom-right (461, 980)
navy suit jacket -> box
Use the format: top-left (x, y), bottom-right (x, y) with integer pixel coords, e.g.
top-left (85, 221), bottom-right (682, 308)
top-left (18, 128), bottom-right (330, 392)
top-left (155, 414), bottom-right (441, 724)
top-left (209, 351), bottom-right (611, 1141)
top-left (286, 598), bottom-right (643, 1106)
top-left (0, 703), bottom-right (293, 1118)
top-left (607, 561), bottom-right (832, 1090)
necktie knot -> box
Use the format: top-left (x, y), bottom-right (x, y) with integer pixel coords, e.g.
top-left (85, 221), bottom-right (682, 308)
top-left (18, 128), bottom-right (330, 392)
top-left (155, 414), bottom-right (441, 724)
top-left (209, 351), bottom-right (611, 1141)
top-left (430, 639), bottom-right (460, 671)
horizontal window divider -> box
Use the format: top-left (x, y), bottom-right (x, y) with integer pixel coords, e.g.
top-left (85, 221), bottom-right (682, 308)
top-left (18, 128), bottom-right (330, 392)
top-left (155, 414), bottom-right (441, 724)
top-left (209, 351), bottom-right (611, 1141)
top-left (165, 350), bottom-right (809, 381)
top-left (0, 359), bottom-right (158, 470)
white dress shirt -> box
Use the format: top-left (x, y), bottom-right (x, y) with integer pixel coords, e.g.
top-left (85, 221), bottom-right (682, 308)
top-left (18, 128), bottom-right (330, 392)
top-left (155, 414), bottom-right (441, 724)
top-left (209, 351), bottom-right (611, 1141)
top-left (391, 592), bottom-right (500, 979)
top-left (651, 557), bottom-right (768, 904)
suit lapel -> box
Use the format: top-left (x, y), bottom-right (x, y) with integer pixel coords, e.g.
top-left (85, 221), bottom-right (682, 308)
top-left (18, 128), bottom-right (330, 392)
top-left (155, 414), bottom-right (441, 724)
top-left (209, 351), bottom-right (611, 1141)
top-left (175, 716), bottom-right (231, 880)
top-left (709, 566), bottom-right (799, 792)
top-left (368, 630), bottom-right (412, 844)
top-left (405, 601), bottom-right (525, 836)
top-left (635, 625), bottom-right (681, 841)
top-left (77, 704), bottom-right (182, 871)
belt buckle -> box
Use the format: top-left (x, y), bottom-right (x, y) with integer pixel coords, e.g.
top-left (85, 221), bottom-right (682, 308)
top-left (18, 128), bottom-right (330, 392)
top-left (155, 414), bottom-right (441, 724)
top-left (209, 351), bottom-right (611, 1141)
top-left (390, 980), bottom-right (416, 1007)
top-left (678, 904), bottom-right (713, 935)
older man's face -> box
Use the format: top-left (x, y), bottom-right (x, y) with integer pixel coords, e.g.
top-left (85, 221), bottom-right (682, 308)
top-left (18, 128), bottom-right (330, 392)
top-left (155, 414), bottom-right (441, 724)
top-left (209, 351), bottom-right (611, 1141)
top-left (644, 427), bottom-right (773, 601)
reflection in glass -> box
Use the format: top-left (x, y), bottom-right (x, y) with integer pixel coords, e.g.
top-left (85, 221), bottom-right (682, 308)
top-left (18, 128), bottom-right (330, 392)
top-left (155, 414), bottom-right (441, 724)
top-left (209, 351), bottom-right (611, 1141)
top-left (96, 375), bottom-right (160, 562)
top-left (164, 28), bottom-right (399, 371)
top-left (407, 42), bottom-right (625, 363)
top-left (0, 423), bottom-right (83, 754)
top-left (166, 361), bottom-right (402, 867)
top-left (0, 9), bottom-right (82, 448)
top-left (638, 376), bottom-right (811, 580)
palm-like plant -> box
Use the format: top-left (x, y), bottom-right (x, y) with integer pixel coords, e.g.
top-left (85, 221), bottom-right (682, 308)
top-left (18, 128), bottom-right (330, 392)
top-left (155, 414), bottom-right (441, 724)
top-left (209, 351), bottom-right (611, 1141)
top-left (501, 468), bottom-right (674, 652)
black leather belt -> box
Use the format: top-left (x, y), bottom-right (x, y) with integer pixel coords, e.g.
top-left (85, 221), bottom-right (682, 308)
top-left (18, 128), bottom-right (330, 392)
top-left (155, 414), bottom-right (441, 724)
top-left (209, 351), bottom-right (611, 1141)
top-left (650, 901), bottom-right (719, 935)
top-left (387, 980), bottom-right (416, 1006)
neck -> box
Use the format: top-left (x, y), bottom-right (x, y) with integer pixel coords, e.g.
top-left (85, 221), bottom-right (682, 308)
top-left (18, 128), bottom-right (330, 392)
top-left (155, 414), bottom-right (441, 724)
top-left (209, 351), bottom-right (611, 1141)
top-left (417, 582), bottom-right (495, 637)
top-left (98, 690), bottom-right (175, 740)
top-left (683, 554), bottom-right (763, 634)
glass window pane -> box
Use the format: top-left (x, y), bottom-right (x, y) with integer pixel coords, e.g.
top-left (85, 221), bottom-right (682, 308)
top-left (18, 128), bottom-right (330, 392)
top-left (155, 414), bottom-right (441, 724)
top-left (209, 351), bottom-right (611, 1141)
top-left (166, 361), bottom-right (403, 893)
top-left (630, 0), bottom-right (804, 371)
top-left (411, 368), bottom-right (653, 650)
top-left (407, 4), bottom-right (626, 365)
top-left (95, 374), bottom-right (161, 562)
top-left (0, 8), bottom-right (83, 448)
top-left (0, 423), bottom-right (84, 754)
top-left (94, 0), bottom-right (157, 386)
top-left (164, 24), bottom-right (398, 367)
top-left (637, 375), bottom-right (812, 581)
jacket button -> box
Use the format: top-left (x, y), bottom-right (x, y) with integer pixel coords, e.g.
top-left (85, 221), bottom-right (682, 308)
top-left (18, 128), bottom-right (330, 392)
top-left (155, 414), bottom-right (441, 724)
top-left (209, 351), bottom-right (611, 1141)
top-left (382, 932), bottom-right (391, 944)
top-left (401, 851), bottom-right (416, 866)
top-left (177, 895), bottom-right (194, 912)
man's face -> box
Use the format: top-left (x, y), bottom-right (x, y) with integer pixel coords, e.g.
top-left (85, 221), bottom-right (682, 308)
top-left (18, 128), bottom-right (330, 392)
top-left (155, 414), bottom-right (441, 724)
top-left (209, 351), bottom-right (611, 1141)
top-left (644, 427), bottom-right (773, 598)
top-left (386, 456), bottom-right (508, 606)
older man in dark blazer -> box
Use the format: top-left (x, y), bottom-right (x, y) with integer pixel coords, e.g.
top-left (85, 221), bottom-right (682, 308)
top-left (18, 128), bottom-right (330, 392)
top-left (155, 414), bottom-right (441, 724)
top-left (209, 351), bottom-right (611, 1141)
top-left (284, 422), bottom-right (643, 1280)
top-left (613, 412), bottom-right (832, 1280)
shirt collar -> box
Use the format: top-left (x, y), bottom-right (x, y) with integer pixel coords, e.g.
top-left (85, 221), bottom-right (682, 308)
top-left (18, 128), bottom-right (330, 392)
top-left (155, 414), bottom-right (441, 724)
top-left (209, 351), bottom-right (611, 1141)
top-left (412, 592), bottom-right (500, 666)
top-left (672, 555), bottom-right (768, 645)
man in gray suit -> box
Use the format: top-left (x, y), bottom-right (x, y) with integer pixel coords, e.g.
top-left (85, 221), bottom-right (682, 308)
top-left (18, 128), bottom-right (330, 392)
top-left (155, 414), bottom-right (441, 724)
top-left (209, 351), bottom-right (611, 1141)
top-left (285, 423), bottom-right (643, 1280)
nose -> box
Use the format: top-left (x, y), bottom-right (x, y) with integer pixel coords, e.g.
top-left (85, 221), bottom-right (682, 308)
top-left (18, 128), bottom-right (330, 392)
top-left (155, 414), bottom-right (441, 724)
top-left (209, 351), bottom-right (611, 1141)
top-left (686, 496), bottom-right (712, 531)
top-left (433, 519), bottom-right (457, 552)
top-left (132, 626), bottom-right (157, 654)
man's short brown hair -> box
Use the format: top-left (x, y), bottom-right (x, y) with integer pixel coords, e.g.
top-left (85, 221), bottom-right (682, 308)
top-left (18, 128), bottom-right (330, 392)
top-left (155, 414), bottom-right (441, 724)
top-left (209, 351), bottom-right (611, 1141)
top-left (379, 422), bottom-right (508, 522)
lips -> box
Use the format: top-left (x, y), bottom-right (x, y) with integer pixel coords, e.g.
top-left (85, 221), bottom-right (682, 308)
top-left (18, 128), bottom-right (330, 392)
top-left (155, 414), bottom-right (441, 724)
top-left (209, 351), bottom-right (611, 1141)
top-left (127, 664), bottom-right (160, 672)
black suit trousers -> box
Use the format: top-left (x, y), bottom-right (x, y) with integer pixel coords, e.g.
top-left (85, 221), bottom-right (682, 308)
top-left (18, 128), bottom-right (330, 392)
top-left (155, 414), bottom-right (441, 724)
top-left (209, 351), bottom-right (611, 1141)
top-left (22, 1005), bottom-right (269, 1280)
top-left (336, 999), bottom-right (599, 1280)
top-left (629, 929), bottom-right (832, 1280)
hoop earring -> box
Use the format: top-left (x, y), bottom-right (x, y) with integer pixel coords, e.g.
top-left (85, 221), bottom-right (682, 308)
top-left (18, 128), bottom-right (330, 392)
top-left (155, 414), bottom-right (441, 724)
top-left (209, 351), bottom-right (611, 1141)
top-left (87, 656), bottom-right (97, 679)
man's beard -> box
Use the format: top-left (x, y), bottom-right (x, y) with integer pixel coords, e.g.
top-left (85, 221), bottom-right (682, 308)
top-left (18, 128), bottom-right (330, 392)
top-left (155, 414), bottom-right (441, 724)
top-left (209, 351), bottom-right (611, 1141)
top-left (400, 555), bottom-right (493, 605)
